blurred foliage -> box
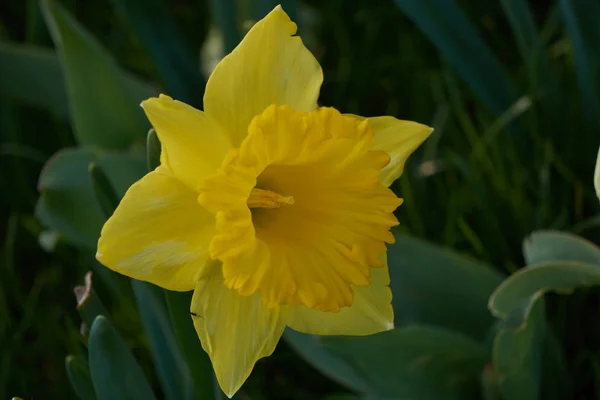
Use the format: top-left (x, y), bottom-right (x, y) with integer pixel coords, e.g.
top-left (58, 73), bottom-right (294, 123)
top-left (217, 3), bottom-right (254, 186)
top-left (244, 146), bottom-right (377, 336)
top-left (1, 0), bottom-right (599, 399)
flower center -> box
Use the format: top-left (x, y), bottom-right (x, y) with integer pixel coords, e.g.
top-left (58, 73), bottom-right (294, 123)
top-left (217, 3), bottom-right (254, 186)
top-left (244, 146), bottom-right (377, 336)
top-left (247, 188), bottom-right (294, 209)
top-left (199, 105), bottom-right (401, 312)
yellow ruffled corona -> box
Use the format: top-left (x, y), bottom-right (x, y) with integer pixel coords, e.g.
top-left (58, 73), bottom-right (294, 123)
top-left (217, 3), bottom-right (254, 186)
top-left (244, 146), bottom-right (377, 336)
top-left (96, 5), bottom-right (432, 397)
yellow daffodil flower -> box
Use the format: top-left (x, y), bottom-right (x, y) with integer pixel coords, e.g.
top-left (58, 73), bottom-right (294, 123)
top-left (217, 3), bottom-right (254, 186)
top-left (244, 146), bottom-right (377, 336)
top-left (96, 5), bottom-right (432, 397)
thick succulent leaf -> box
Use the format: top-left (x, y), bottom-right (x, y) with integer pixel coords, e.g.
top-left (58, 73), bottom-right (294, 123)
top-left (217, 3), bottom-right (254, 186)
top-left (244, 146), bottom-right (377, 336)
top-left (132, 281), bottom-right (193, 400)
top-left (288, 325), bottom-right (488, 399)
top-left (65, 355), bottom-right (97, 400)
top-left (523, 230), bottom-right (600, 266)
top-left (489, 261), bottom-right (600, 329)
top-left (492, 297), bottom-right (568, 400)
top-left (387, 234), bottom-right (504, 341)
top-left (88, 316), bottom-right (156, 400)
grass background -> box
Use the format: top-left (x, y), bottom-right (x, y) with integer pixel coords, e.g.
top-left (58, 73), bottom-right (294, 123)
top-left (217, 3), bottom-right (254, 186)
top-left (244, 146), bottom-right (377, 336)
top-left (1, 0), bottom-right (599, 398)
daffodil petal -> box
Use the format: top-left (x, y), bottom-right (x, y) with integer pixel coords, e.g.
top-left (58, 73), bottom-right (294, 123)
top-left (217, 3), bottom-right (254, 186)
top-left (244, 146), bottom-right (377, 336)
top-left (367, 116), bottom-right (432, 186)
top-left (203, 6), bottom-right (323, 147)
top-left (97, 166), bottom-right (216, 291)
top-left (595, 146), bottom-right (600, 201)
top-left (141, 94), bottom-right (230, 191)
top-left (284, 258), bottom-right (394, 335)
top-left (191, 262), bottom-right (285, 398)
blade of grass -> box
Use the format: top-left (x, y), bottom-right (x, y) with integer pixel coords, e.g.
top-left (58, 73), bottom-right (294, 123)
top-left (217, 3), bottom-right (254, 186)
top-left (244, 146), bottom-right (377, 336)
top-left (208, 0), bottom-right (241, 53)
top-left (108, 0), bottom-right (205, 106)
top-left (558, 0), bottom-right (600, 131)
top-left (393, 0), bottom-right (518, 115)
top-left (499, 0), bottom-right (559, 115)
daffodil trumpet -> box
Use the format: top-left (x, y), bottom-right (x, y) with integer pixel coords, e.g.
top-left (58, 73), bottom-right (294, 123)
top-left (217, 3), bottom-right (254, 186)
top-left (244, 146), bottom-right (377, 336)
top-left (96, 5), bottom-right (432, 397)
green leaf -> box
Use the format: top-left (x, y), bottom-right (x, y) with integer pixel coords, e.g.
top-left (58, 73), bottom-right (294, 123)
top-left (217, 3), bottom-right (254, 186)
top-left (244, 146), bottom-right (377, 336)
top-left (65, 355), bottom-right (97, 400)
top-left (36, 148), bottom-right (106, 249)
top-left (480, 363), bottom-right (503, 400)
top-left (387, 234), bottom-right (505, 341)
top-left (499, 0), bottom-right (542, 63)
top-left (108, 0), bottom-right (205, 105)
top-left (559, 0), bottom-right (600, 131)
top-left (0, 41), bottom-right (157, 122)
top-left (89, 162), bottom-right (120, 219)
top-left (36, 148), bottom-right (146, 250)
top-left (323, 326), bottom-right (489, 399)
top-left (40, 0), bottom-right (157, 148)
top-left (146, 129), bottom-right (161, 172)
top-left (492, 297), bottom-right (545, 399)
top-left (208, 0), bottom-right (241, 53)
top-left (393, 0), bottom-right (517, 114)
top-left (284, 329), bottom-right (371, 394)
top-left (499, 0), bottom-right (557, 91)
top-left (88, 315), bottom-right (157, 400)
top-left (523, 230), bottom-right (600, 266)
top-left (492, 297), bottom-right (569, 400)
top-left (164, 290), bottom-right (217, 400)
top-left (0, 41), bottom-right (68, 118)
top-left (489, 261), bottom-right (600, 328)
top-left (132, 281), bottom-right (193, 400)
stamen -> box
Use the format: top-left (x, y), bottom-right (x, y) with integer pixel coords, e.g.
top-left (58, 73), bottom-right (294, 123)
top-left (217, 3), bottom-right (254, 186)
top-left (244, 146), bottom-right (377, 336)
top-left (247, 188), bottom-right (294, 209)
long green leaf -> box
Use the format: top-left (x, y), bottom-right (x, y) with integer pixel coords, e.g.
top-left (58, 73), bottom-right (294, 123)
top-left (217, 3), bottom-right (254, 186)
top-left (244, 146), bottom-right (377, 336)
top-left (0, 42), bottom-right (68, 118)
top-left (558, 0), bottom-right (600, 131)
top-left (65, 355), bottom-right (97, 400)
top-left (499, 0), bottom-right (558, 110)
top-left (132, 281), bottom-right (193, 400)
top-left (40, 0), bottom-right (155, 148)
top-left (393, 0), bottom-right (517, 114)
top-left (108, 0), bottom-right (205, 105)
top-left (208, 0), bottom-right (241, 53)
top-left (88, 316), bottom-right (156, 400)
top-left (387, 234), bottom-right (504, 341)
top-left (165, 290), bottom-right (216, 400)
top-left (89, 162), bottom-right (120, 219)
top-left (0, 41), bottom-right (157, 122)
